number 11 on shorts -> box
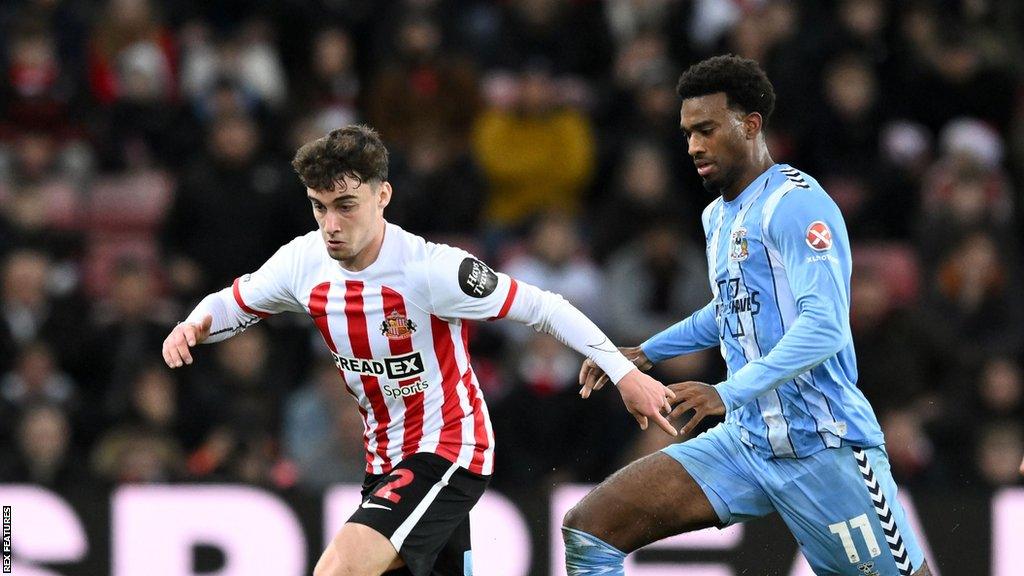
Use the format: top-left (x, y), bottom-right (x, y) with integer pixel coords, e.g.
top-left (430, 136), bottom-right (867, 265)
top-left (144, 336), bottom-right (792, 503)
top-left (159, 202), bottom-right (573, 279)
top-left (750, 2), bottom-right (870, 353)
top-left (828, 513), bottom-right (881, 564)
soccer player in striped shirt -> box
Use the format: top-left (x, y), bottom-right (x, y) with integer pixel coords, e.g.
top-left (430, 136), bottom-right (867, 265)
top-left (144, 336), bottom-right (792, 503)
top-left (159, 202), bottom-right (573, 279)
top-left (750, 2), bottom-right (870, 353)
top-left (563, 56), bottom-right (932, 575)
top-left (162, 124), bottom-right (676, 576)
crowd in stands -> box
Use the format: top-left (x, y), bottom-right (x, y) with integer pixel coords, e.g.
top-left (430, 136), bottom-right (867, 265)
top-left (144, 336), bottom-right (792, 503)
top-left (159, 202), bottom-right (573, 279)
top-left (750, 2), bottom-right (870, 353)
top-left (1, 0), bottom-right (1022, 496)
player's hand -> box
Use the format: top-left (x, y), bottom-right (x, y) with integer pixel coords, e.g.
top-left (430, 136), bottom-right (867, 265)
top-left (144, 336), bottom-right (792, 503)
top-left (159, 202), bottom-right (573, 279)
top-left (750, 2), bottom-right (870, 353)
top-left (617, 369), bottom-right (677, 437)
top-left (667, 381), bottom-right (726, 436)
top-left (579, 346), bottom-right (653, 399)
top-left (162, 314), bottom-right (213, 368)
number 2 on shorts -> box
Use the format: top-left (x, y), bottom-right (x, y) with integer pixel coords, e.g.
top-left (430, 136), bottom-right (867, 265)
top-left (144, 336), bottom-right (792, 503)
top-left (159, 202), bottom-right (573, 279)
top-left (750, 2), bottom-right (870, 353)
top-left (373, 469), bottom-right (415, 503)
top-left (828, 513), bottom-right (881, 564)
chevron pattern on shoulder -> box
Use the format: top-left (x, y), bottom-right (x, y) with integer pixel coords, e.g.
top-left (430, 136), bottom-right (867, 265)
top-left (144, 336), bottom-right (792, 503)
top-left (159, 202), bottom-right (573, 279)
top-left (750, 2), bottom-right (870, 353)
top-left (780, 167), bottom-right (811, 189)
top-left (852, 447), bottom-right (913, 576)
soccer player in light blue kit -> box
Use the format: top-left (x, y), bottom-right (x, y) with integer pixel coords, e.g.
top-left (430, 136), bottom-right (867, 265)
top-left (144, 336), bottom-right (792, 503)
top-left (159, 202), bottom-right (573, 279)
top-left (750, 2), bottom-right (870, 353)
top-left (562, 55), bottom-right (931, 575)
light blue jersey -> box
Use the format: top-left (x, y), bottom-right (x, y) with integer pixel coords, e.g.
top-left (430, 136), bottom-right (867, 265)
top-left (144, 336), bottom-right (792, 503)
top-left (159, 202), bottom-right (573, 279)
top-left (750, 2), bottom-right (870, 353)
top-left (642, 163), bottom-right (885, 459)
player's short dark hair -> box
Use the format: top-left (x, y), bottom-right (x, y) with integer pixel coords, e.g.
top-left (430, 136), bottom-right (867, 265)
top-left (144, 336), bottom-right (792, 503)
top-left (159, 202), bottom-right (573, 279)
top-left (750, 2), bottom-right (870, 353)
top-left (291, 124), bottom-right (389, 191)
top-left (676, 55), bottom-right (775, 124)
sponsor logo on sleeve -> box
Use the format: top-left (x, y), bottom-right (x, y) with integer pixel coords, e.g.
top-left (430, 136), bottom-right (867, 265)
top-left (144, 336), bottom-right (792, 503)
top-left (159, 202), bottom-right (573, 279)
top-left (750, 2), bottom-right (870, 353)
top-left (458, 258), bottom-right (498, 298)
top-left (805, 221), bottom-right (833, 251)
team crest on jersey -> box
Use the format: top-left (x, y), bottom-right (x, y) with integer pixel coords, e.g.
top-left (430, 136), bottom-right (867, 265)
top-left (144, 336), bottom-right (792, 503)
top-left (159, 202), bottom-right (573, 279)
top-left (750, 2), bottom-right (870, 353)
top-left (805, 221), bottom-right (833, 251)
top-left (729, 228), bottom-right (749, 261)
top-left (381, 310), bottom-right (417, 340)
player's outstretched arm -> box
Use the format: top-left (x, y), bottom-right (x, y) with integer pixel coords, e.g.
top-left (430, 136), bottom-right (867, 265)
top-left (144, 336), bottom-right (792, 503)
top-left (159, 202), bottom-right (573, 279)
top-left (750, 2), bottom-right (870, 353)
top-left (162, 314), bottom-right (212, 368)
top-left (161, 282), bottom-right (274, 368)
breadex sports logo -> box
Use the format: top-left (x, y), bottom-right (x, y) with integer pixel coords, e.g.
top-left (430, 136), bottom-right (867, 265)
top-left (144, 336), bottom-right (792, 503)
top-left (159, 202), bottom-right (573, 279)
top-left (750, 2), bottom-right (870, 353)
top-left (805, 221), bottom-right (833, 251)
top-left (330, 350), bottom-right (426, 381)
top-left (381, 379), bottom-right (430, 399)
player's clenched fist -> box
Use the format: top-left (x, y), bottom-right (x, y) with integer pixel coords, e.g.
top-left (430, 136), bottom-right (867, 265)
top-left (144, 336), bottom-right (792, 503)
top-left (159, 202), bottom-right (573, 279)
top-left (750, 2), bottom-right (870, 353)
top-left (667, 381), bottom-right (725, 436)
top-left (162, 314), bottom-right (213, 368)
top-left (616, 369), bottom-right (677, 437)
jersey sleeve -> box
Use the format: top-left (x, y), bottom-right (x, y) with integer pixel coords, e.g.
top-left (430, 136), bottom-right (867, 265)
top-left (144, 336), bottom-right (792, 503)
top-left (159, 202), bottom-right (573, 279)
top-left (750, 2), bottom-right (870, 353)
top-left (714, 188), bottom-right (852, 412)
top-left (640, 299), bottom-right (720, 363)
top-left (231, 237), bottom-right (307, 317)
top-left (422, 245), bottom-right (518, 321)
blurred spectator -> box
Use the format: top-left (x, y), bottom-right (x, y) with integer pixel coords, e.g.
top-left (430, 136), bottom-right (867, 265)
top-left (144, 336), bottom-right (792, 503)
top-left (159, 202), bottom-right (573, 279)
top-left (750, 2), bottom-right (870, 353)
top-left (2, 21), bottom-right (80, 135)
top-left (0, 132), bottom-right (84, 262)
top-left (897, 24), bottom-right (1016, 134)
top-left (86, 258), bottom-right (170, 394)
top-left (493, 0), bottom-right (613, 78)
top-left (490, 332), bottom-right (630, 491)
top-left (91, 425), bottom-right (185, 485)
top-left (974, 421), bottom-right (1024, 487)
top-left (0, 250), bottom-right (86, 376)
top-left (102, 364), bottom-right (192, 440)
top-left (294, 26), bottom-right (360, 129)
top-left (473, 61), bottom-right (595, 230)
top-left (976, 358), bottom-right (1024, 419)
top-left (806, 53), bottom-right (883, 177)
top-left (850, 266), bottom-right (939, 414)
top-left (160, 112), bottom-right (308, 297)
top-left (0, 404), bottom-right (82, 490)
top-left (87, 0), bottom-right (176, 106)
top-left (603, 220), bottom-right (708, 343)
top-left (926, 231), bottom-right (1023, 361)
top-left (0, 342), bottom-right (78, 444)
top-left (917, 117), bottom-right (1015, 265)
top-left (179, 18), bottom-right (287, 112)
top-left (184, 328), bottom-right (284, 481)
top-left (502, 213), bottom-right (604, 336)
top-left (604, 0), bottom-right (676, 48)
top-left (284, 356), bottom-right (366, 491)
top-left (365, 15), bottom-right (480, 153)
top-left (827, 0), bottom-right (891, 70)
top-left (386, 127), bottom-right (486, 237)
top-left (590, 140), bottom-right (688, 262)
top-left (882, 409), bottom-right (941, 487)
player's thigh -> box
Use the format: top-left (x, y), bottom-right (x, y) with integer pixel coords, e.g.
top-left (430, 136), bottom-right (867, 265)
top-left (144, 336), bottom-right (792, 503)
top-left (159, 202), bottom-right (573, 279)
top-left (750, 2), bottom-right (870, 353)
top-left (562, 450), bottom-right (720, 553)
top-left (351, 453), bottom-right (487, 576)
top-left (314, 522), bottom-right (403, 576)
top-left (770, 446), bottom-right (927, 576)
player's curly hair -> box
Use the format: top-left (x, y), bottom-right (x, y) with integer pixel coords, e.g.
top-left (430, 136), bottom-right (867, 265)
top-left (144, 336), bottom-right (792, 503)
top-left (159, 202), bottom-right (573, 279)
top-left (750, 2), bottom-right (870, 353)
top-left (292, 124), bottom-right (389, 191)
top-left (676, 55), bottom-right (775, 125)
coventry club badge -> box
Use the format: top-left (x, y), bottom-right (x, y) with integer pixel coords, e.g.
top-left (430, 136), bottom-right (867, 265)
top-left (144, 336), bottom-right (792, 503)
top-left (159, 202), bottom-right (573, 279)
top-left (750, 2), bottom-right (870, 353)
top-left (381, 310), bottom-right (417, 340)
top-left (729, 228), bottom-right (749, 261)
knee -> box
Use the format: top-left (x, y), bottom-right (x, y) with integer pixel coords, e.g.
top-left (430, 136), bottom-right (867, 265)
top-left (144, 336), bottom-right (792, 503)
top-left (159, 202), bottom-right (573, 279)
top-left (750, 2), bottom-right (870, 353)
top-left (312, 550), bottom-right (336, 576)
top-left (312, 544), bottom-right (356, 576)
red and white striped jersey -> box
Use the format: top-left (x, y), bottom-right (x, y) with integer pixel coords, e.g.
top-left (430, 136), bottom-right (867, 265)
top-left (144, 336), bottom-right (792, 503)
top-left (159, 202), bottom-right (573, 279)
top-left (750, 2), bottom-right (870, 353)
top-left (231, 223), bottom-right (516, 476)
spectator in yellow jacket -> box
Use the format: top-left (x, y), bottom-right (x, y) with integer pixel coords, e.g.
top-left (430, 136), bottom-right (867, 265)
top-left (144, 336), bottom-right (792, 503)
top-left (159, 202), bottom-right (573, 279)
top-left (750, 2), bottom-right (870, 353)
top-left (472, 61), bottom-right (595, 229)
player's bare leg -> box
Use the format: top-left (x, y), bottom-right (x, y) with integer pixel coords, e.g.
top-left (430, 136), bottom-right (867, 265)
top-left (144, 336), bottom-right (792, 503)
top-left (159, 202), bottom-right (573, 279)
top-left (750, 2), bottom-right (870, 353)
top-left (562, 451), bottom-right (719, 573)
top-left (313, 523), bottom-right (404, 576)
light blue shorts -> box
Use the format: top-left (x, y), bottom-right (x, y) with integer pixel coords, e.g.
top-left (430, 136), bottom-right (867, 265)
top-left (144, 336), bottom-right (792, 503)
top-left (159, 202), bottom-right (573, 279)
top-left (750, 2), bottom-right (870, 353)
top-left (663, 422), bottom-right (925, 575)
